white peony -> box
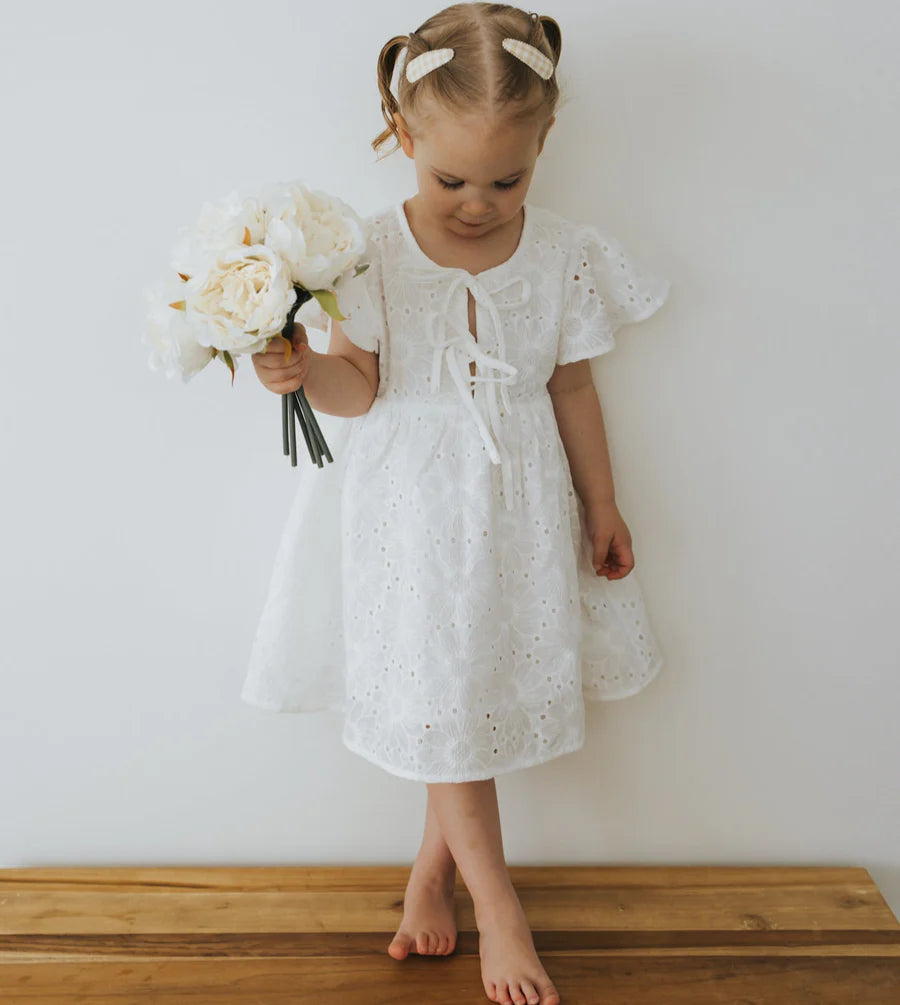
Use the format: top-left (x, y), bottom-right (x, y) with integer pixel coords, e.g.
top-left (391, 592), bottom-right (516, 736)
top-left (184, 243), bottom-right (296, 355)
top-left (169, 190), bottom-right (269, 281)
top-left (142, 276), bottom-right (215, 381)
top-left (259, 180), bottom-right (368, 291)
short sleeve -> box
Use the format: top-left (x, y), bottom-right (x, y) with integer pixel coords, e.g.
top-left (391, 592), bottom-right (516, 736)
top-left (556, 223), bottom-right (671, 366)
top-left (332, 218), bottom-right (386, 353)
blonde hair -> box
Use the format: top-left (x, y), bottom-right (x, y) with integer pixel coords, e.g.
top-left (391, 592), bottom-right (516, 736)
top-left (372, 3), bottom-right (563, 158)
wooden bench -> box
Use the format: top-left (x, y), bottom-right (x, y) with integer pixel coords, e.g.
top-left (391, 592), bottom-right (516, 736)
top-left (1, 865), bottom-right (898, 1002)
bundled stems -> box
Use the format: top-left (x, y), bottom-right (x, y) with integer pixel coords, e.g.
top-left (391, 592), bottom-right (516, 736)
top-left (280, 285), bottom-right (333, 468)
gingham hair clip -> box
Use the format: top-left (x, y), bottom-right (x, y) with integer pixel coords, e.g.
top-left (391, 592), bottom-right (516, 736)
top-left (404, 37), bottom-right (554, 84)
top-left (500, 38), bottom-right (554, 80)
top-left (405, 47), bottom-right (455, 83)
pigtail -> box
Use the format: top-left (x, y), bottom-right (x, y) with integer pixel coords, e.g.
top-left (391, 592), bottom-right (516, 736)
top-left (372, 35), bottom-right (410, 158)
top-left (533, 13), bottom-right (562, 68)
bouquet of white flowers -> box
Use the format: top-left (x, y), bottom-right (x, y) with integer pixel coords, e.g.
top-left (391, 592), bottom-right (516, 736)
top-left (143, 181), bottom-right (370, 467)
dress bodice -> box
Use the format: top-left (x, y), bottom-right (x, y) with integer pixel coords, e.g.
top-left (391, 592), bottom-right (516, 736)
top-left (403, 265), bottom-right (533, 509)
top-left (333, 199), bottom-right (671, 511)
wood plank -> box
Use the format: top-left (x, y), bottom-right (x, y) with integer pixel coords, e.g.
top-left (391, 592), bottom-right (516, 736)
top-left (0, 957), bottom-right (898, 1004)
top-left (1, 930), bottom-right (900, 961)
top-left (0, 864), bottom-right (885, 890)
top-left (1, 866), bottom-right (895, 935)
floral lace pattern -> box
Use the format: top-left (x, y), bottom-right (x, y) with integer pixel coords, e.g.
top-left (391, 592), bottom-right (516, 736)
top-left (241, 201), bottom-right (670, 783)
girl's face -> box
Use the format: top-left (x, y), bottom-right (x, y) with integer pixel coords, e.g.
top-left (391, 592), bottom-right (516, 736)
top-left (395, 104), bottom-right (554, 242)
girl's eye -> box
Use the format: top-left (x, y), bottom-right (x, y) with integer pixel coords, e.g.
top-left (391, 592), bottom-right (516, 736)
top-left (436, 177), bottom-right (521, 190)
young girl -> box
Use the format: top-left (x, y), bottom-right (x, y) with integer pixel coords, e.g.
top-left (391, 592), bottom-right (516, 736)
top-left (242, 5), bottom-right (670, 1004)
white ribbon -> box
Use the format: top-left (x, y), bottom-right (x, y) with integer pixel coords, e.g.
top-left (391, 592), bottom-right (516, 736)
top-left (406, 269), bottom-right (532, 511)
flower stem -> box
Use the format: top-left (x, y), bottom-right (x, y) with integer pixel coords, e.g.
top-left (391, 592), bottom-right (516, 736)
top-left (296, 387), bottom-right (333, 464)
top-left (293, 392), bottom-right (318, 466)
top-left (288, 393), bottom-right (297, 466)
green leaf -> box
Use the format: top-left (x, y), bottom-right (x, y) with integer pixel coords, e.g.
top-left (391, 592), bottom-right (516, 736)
top-left (221, 350), bottom-right (236, 386)
top-left (311, 288), bottom-right (346, 322)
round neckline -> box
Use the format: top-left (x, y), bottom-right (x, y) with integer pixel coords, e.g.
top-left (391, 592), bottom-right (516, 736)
top-left (396, 199), bottom-right (531, 278)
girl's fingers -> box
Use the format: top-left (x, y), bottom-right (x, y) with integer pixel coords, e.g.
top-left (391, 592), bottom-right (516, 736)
top-left (593, 536), bottom-right (613, 571)
top-left (261, 340), bottom-right (295, 361)
top-left (594, 536), bottom-right (635, 577)
top-left (256, 345), bottom-right (308, 371)
top-left (251, 337), bottom-right (309, 392)
top-left (271, 376), bottom-right (303, 393)
top-left (605, 541), bottom-right (635, 578)
top-left (269, 357), bottom-right (309, 393)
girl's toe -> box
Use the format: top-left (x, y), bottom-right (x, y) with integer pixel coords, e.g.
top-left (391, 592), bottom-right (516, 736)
top-left (539, 984), bottom-right (561, 1005)
top-left (520, 979), bottom-right (540, 1004)
top-left (387, 931), bottom-right (412, 959)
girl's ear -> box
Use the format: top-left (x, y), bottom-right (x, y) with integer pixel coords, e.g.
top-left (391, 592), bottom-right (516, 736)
top-left (537, 115), bottom-right (556, 154)
top-left (395, 113), bottom-right (415, 158)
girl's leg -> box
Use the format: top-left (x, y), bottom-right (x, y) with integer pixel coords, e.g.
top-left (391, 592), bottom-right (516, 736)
top-left (427, 779), bottom-right (561, 1005)
top-left (387, 786), bottom-right (459, 959)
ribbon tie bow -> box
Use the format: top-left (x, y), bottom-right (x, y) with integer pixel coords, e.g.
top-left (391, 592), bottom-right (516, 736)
top-left (406, 269), bottom-right (532, 511)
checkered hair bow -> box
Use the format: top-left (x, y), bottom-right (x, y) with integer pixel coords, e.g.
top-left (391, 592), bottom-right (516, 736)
top-left (404, 34), bottom-right (555, 84)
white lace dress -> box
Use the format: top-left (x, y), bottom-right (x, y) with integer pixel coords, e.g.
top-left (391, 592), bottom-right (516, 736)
top-left (241, 199), bottom-right (671, 783)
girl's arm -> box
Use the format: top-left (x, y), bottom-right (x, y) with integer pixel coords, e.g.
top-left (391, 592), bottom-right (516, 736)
top-left (547, 360), bottom-right (635, 579)
top-left (547, 360), bottom-right (614, 506)
top-left (301, 317), bottom-right (379, 417)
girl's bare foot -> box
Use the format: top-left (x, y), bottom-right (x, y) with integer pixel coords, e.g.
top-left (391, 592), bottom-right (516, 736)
top-left (477, 894), bottom-right (560, 1005)
top-left (387, 858), bottom-right (458, 959)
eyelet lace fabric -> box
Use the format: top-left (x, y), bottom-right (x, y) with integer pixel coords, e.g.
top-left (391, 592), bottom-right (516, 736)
top-left (241, 201), bottom-right (671, 783)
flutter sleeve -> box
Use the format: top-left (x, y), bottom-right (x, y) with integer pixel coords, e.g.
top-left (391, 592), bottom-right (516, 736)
top-left (331, 219), bottom-right (386, 353)
top-left (556, 222), bottom-right (671, 366)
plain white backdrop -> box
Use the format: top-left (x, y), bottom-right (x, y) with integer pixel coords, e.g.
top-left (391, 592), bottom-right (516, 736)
top-left (2, 1), bottom-right (898, 918)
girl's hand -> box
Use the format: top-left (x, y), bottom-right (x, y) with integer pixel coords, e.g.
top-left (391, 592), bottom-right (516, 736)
top-left (584, 499), bottom-right (635, 579)
top-left (252, 323), bottom-right (313, 394)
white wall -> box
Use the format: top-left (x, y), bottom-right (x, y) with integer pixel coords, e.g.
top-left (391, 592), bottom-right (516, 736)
top-left (2, 0), bottom-right (898, 918)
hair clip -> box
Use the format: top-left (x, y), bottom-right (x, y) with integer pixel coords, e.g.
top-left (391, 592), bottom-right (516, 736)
top-left (501, 38), bottom-right (554, 80)
top-left (405, 47), bottom-right (455, 83)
